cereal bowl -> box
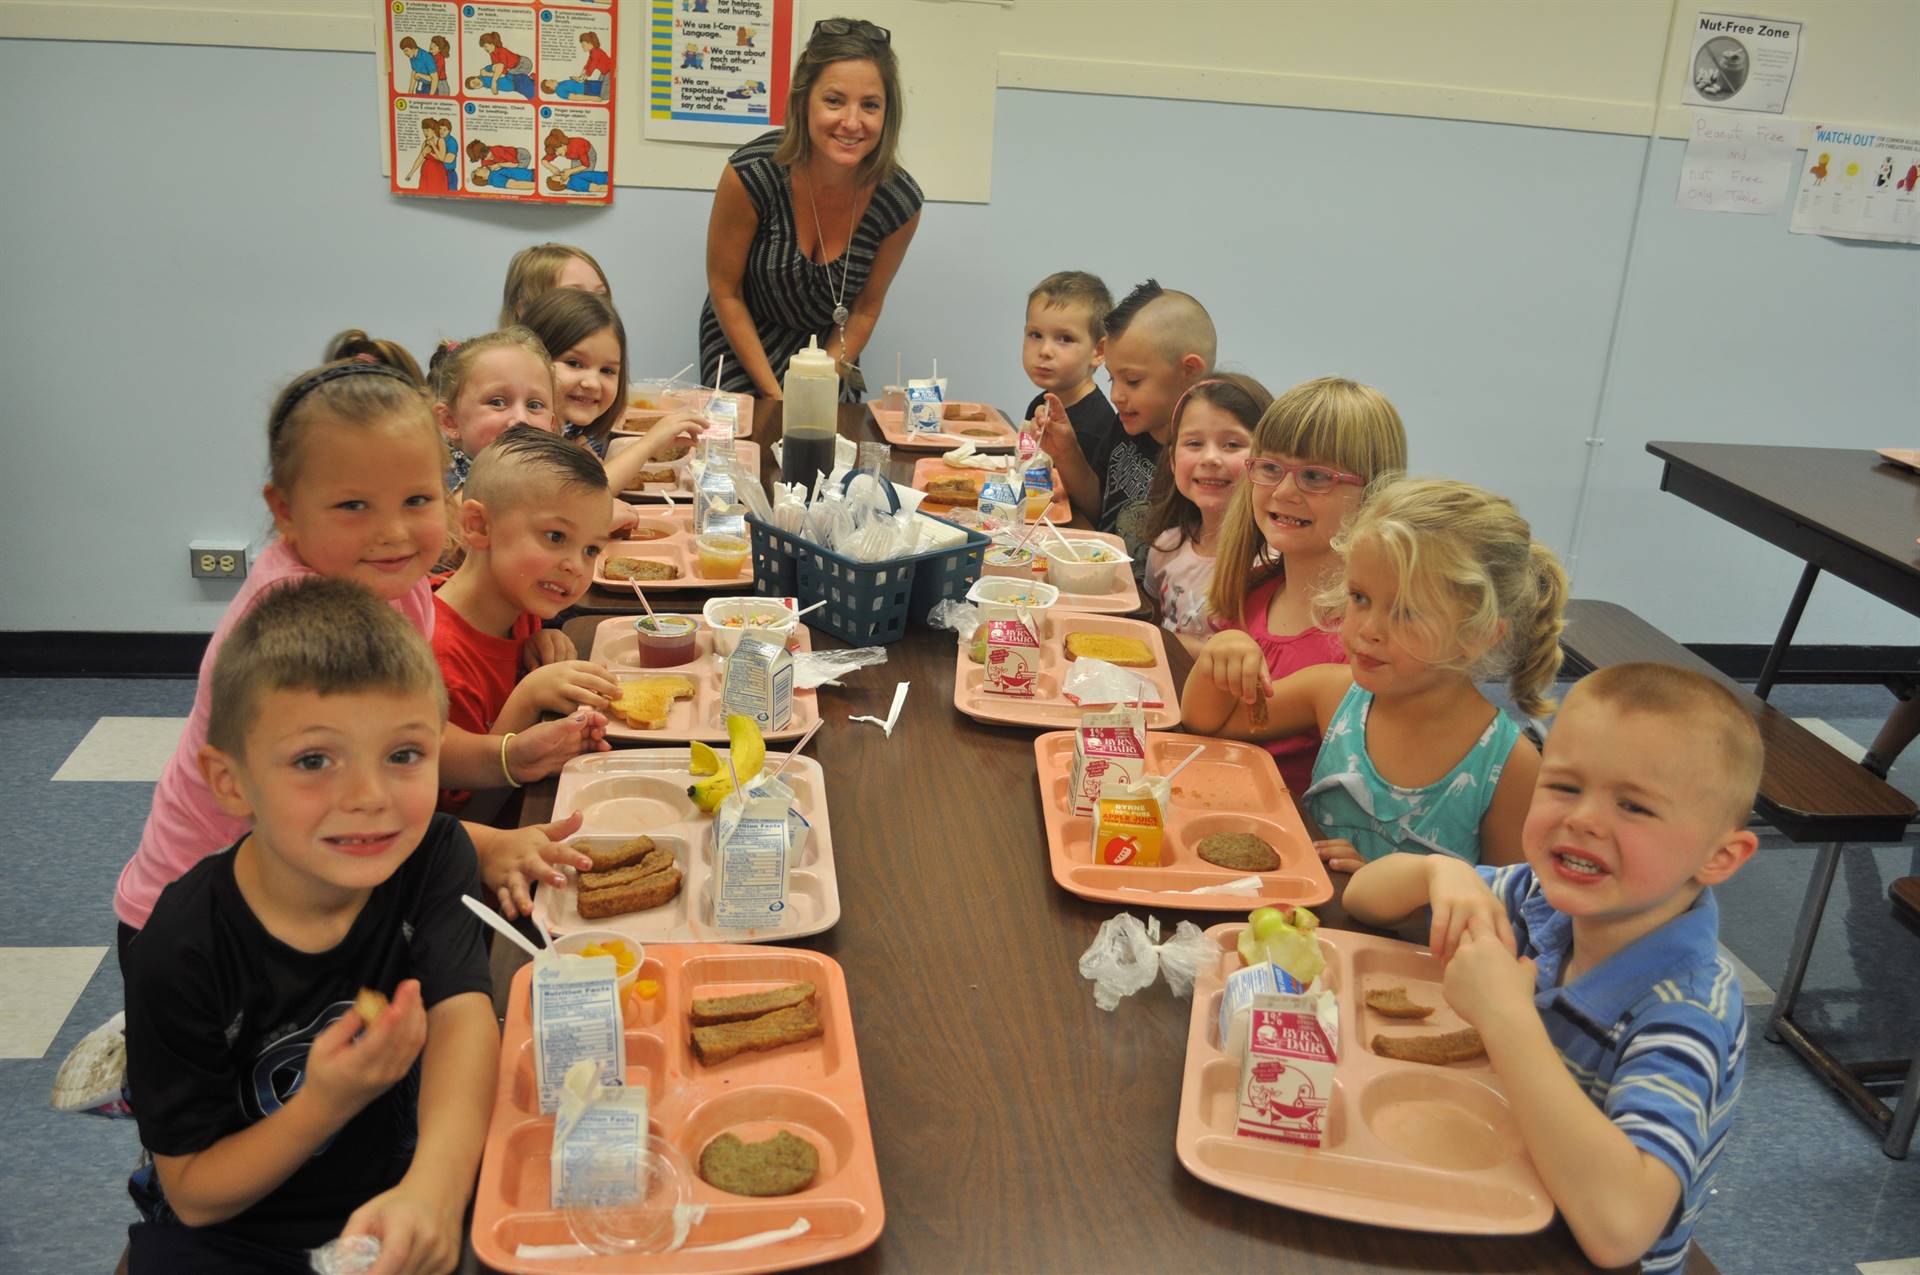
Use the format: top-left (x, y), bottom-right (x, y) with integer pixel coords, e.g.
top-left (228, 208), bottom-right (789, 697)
top-left (702, 597), bottom-right (800, 655)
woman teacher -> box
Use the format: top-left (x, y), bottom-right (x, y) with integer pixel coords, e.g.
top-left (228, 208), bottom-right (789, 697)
top-left (698, 17), bottom-right (922, 400)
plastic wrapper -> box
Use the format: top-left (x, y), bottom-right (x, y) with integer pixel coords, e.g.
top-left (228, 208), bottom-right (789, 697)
top-left (925, 598), bottom-right (981, 642)
top-left (1062, 658), bottom-right (1165, 709)
top-left (308, 1235), bottom-right (380, 1275)
top-left (790, 646), bottom-right (888, 690)
top-left (1077, 913), bottom-right (1213, 1010)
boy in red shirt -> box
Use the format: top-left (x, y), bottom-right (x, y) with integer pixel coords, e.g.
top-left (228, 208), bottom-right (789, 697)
top-left (432, 427), bottom-right (619, 813)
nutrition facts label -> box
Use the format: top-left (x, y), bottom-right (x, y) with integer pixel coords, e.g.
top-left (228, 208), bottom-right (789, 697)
top-left (714, 804), bottom-right (789, 930)
top-left (532, 965), bottom-right (625, 1113)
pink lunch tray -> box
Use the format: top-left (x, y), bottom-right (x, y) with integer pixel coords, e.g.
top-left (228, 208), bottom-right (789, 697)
top-left (951, 614), bottom-right (1180, 730)
top-left (909, 457), bottom-right (1070, 523)
top-left (596, 632), bottom-right (819, 744)
top-left (593, 525), bottom-right (754, 594)
top-left (1876, 447), bottom-right (1920, 474)
top-left (1176, 923), bottom-right (1554, 1235)
top-left (619, 387), bottom-right (755, 439)
top-left (1031, 731), bottom-right (1329, 911)
top-left (868, 401), bottom-right (1017, 451)
top-left (606, 438), bottom-right (762, 500)
top-left (535, 749), bottom-right (838, 944)
top-left (587, 615), bottom-right (808, 670)
top-left (470, 946), bottom-right (882, 1275)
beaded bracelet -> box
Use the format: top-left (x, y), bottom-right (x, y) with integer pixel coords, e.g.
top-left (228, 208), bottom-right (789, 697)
top-left (500, 732), bottom-right (523, 788)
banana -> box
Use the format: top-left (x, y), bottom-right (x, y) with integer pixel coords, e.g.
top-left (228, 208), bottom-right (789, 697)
top-left (687, 715), bottom-right (768, 812)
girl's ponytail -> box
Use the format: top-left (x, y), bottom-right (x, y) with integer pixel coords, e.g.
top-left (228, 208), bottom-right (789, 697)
top-left (322, 328), bottom-right (423, 386)
top-left (1508, 542), bottom-right (1568, 718)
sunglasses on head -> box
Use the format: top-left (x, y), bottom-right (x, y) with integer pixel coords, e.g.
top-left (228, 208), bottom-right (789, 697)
top-left (811, 17), bottom-right (890, 44)
top-left (1246, 458), bottom-right (1366, 494)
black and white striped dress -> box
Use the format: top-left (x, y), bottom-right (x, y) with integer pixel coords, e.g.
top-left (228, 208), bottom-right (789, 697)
top-left (697, 130), bottom-right (922, 402)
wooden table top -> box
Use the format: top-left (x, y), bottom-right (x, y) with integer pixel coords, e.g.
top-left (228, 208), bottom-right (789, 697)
top-left (480, 404), bottom-right (1728, 1272)
top-left (1647, 441), bottom-right (1920, 617)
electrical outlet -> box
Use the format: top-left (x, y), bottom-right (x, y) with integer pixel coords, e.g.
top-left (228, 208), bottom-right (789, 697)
top-left (189, 540), bottom-right (249, 581)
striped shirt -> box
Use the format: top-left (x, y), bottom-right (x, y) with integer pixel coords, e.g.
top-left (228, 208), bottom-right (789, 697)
top-left (1478, 865), bottom-right (1744, 1274)
top-left (698, 130), bottom-right (922, 401)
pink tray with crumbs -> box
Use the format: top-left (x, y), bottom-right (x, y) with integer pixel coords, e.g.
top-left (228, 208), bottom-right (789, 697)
top-left (868, 401), bottom-right (1017, 451)
top-left (588, 619), bottom-right (818, 744)
top-left (1032, 731), bottom-right (1329, 911)
top-left (951, 615), bottom-right (1180, 730)
top-left (1176, 923), bottom-right (1554, 1235)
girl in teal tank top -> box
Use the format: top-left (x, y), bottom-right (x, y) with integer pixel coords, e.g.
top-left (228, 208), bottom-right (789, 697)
top-left (1181, 477), bottom-right (1570, 873)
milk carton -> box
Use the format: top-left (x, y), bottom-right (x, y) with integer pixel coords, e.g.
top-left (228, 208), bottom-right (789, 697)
top-left (531, 953), bottom-right (627, 1115)
top-left (721, 634), bottom-right (792, 731)
top-left (977, 473), bottom-right (1022, 526)
top-left (712, 786), bottom-right (793, 930)
top-left (1218, 961), bottom-right (1314, 1058)
top-left (1069, 707), bottom-right (1147, 817)
top-left (551, 1059), bottom-right (649, 1209)
top-left (981, 611), bottom-right (1041, 697)
top-left (906, 379), bottom-right (945, 436)
top-left (1234, 991), bottom-right (1339, 1148)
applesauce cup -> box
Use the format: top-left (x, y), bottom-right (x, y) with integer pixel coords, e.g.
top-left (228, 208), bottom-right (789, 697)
top-left (693, 533), bottom-right (750, 579)
top-left (632, 614), bottom-right (698, 667)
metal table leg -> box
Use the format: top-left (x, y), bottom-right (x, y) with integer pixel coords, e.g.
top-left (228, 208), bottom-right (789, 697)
top-left (1883, 1052), bottom-right (1919, 1159)
top-left (1767, 841), bottom-right (1841, 1042)
top-left (1754, 562), bottom-right (1820, 701)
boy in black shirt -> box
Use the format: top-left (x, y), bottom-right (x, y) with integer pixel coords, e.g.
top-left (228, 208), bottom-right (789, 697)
top-left (123, 578), bottom-right (497, 1274)
top-left (1041, 279), bottom-right (1215, 576)
top-left (1021, 270), bottom-right (1117, 514)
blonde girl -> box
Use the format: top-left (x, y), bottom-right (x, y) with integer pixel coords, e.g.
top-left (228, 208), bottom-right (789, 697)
top-left (1195, 377), bottom-right (1407, 793)
top-left (114, 360), bottom-right (603, 949)
top-left (500, 242), bottom-right (611, 324)
top-left (429, 325), bottom-right (557, 493)
top-left (1183, 477), bottom-right (1567, 871)
top-left (520, 287), bottom-right (702, 493)
top-left (1141, 374), bottom-right (1270, 652)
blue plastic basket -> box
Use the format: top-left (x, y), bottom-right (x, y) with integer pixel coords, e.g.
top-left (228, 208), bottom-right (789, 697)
top-left (746, 510), bottom-right (990, 645)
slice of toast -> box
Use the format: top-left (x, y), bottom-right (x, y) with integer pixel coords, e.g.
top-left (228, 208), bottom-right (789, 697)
top-left (1063, 632), bottom-right (1156, 667)
top-left (579, 847), bottom-right (677, 892)
top-left (690, 1001), bottom-right (823, 1065)
top-left (580, 835), bottom-right (655, 875)
top-left (689, 982), bottom-right (817, 1026)
top-left (1364, 986), bottom-right (1436, 1020)
top-left (1370, 1026), bottom-right (1485, 1065)
top-left (922, 476), bottom-right (981, 506)
top-left (611, 676), bottom-right (696, 729)
top-left (577, 866), bottom-right (683, 919)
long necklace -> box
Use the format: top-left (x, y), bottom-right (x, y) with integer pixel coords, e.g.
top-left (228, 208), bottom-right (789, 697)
top-left (804, 171), bottom-right (857, 333)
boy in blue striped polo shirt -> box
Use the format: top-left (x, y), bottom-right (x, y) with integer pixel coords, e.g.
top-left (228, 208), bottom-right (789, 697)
top-left (1345, 663), bottom-right (1763, 1273)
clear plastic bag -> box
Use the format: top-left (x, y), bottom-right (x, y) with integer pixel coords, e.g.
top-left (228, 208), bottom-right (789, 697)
top-left (791, 646), bottom-right (888, 690)
top-left (308, 1235), bottom-right (380, 1275)
top-left (1077, 913), bottom-right (1213, 1010)
top-left (1061, 658), bottom-right (1165, 708)
top-left (925, 599), bottom-right (981, 642)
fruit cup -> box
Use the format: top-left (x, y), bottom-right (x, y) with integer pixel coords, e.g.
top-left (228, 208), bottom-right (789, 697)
top-left (694, 533), bottom-right (750, 579)
top-left (633, 614), bottom-right (698, 667)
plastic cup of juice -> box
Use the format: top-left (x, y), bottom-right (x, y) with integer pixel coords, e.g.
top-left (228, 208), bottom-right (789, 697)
top-left (633, 614), bottom-right (697, 667)
top-left (1024, 487), bottom-right (1052, 520)
top-left (694, 533), bottom-right (750, 579)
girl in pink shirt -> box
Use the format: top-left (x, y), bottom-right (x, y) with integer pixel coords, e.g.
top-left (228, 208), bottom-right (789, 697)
top-left (1189, 377), bottom-right (1409, 795)
top-left (115, 358), bottom-right (606, 943)
top-left (1141, 374), bottom-right (1271, 654)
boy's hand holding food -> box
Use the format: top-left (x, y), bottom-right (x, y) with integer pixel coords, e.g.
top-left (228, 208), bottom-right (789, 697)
top-left (520, 627), bottom-right (577, 671)
top-left (1441, 915), bottom-right (1537, 1030)
top-left (306, 980), bottom-right (428, 1118)
top-left (644, 410), bottom-right (706, 457)
top-left (1426, 856), bottom-right (1515, 963)
top-left (1033, 393), bottom-right (1081, 462)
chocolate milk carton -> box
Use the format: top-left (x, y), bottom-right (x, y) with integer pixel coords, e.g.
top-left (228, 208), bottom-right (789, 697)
top-left (1234, 991), bottom-right (1338, 1148)
top-left (1069, 706), bottom-right (1147, 817)
top-left (981, 609), bottom-right (1041, 697)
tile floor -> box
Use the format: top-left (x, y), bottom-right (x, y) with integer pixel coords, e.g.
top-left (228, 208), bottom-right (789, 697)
top-left (1, 676), bottom-right (1915, 1274)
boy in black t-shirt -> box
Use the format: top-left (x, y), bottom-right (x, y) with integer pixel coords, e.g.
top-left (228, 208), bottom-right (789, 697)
top-left (123, 578), bottom-right (497, 1274)
top-left (1021, 270), bottom-right (1118, 515)
top-left (1041, 279), bottom-right (1215, 578)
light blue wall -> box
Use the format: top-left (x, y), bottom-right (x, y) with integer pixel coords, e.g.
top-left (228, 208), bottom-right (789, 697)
top-left (2, 38), bottom-right (1913, 642)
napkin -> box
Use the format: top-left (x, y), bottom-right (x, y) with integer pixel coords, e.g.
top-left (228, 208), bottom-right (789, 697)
top-left (849, 681), bottom-right (909, 737)
top-left (1120, 876), bottom-right (1265, 897)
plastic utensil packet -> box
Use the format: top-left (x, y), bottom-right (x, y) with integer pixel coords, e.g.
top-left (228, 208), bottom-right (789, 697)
top-left (309, 1235), bottom-right (379, 1275)
top-left (1077, 913), bottom-right (1213, 1010)
top-left (1062, 658), bottom-right (1165, 709)
top-left (792, 646), bottom-right (888, 690)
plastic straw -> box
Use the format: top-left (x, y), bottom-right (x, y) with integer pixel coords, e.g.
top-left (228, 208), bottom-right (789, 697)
top-left (1041, 515), bottom-right (1081, 560)
top-left (764, 719), bottom-right (822, 783)
top-left (1162, 744), bottom-right (1206, 785)
top-left (629, 581), bottom-right (656, 618)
